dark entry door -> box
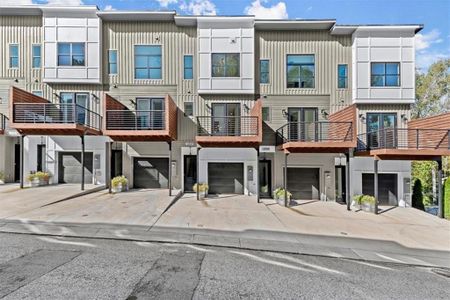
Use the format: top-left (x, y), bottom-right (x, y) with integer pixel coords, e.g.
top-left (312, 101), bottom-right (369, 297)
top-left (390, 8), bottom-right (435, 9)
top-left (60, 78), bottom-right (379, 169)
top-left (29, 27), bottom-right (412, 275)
top-left (259, 160), bottom-right (272, 198)
top-left (14, 144), bottom-right (20, 182)
top-left (287, 168), bottom-right (320, 200)
top-left (208, 163), bottom-right (244, 194)
top-left (111, 149), bottom-right (123, 178)
top-left (184, 155), bottom-right (197, 192)
top-left (366, 113), bottom-right (397, 148)
top-left (288, 108), bottom-right (318, 141)
top-left (133, 157), bottom-right (169, 189)
top-left (211, 103), bottom-right (241, 136)
top-left (58, 152), bottom-right (93, 184)
top-left (362, 173), bottom-right (398, 206)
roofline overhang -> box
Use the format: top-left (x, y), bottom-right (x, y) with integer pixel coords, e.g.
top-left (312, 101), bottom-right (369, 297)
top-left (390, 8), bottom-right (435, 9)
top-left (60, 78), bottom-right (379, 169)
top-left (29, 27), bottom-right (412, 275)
top-left (255, 19), bottom-right (336, 31)
top-left (98, 10), bottom-right (176, 21)
top-left (331, 24), bottom-right (424, 35)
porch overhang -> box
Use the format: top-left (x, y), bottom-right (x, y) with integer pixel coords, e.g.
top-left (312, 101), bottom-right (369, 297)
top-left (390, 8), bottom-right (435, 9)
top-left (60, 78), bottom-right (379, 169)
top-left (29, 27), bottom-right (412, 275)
top-left (280, 141), bottom-right (356, 153)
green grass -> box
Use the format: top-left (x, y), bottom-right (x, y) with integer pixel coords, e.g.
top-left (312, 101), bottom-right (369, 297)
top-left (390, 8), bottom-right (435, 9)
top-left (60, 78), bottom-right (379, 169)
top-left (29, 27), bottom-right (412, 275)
top-left (444, 177), bottom-right (450, 219)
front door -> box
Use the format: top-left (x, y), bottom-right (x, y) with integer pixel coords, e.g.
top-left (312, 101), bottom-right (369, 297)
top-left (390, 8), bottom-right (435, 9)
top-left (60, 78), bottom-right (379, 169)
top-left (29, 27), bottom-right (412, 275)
top-left (14, 144), bottom-right (20, 182)
top-left (367, 113), bottom-right (397, 148)
top-left (288, 108), bottom-right (318, 141)
top-left (211, 103), bottom-right (241, 136)
top-left (183, 155), bottom-right (197, 192)
top-left (137, 98), bottom-right (165, 129)
top-left (60, 92), bottom-right (89, 124)
top-left (111, 149), bottom-right (123, 178)
top-left (259, 160), bottom-right (272, 198)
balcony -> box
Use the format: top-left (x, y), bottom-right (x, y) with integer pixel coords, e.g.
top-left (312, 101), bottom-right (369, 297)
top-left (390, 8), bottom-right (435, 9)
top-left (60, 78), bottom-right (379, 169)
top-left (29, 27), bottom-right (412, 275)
top-left (10, 87), bottom-right (101, 136)
top-left (196, 100), bottom-right (262, 147)
top-left (357, 128), bottom-right (450, 160)
top-left (276, 121), bottom-right (355, 153)
top-left (103, 94), bottom-right (177, 142)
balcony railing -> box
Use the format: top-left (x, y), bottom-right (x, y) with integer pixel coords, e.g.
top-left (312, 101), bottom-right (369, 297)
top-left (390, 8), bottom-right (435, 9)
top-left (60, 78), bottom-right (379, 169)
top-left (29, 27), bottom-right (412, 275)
top-left (197, 116), bottom-right (259, 137)
top-left (13, 103), bottom-right (102, 130)
top-left (106, 110), bottom-right (165, 130)
top-left (357, 128), bottom-right (450, 151)
top-left (276, 121), bottom-right (353, 145)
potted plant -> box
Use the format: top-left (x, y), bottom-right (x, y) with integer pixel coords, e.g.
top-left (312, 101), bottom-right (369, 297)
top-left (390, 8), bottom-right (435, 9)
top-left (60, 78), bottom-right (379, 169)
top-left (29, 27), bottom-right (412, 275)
top-left (273, 187), bottom-right (292, 205)
top-left (0, 171), bottom-right (5, 185)
top-left (193, 183), bottom-right (208, 199)
top-left (27, 171), bottom-right (51, 187)
top-left (361, 195), bottom-right (376, 213)
top-left (111, 175), bottom-right (128, 193)
top-left (352, 194), bottom-right (363, 210)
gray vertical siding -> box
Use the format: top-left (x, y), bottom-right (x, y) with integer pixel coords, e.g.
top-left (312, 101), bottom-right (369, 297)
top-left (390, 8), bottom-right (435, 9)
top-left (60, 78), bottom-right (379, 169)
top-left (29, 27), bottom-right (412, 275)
top-left (356, 104), bottom-right (411, 134)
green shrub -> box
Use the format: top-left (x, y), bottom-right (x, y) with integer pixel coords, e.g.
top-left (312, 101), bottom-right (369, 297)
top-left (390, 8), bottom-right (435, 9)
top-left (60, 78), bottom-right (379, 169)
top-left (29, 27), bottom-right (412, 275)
top-left (361, 195), bottom-right (376, 205)
top-left (444, 177), bottom-right (450, 219)
top-left (273, 187), bottom-right (292, 199)
top-left (27, 171), bottom-right (51, 182)
top-left (193, 183), bottom-right (208, 192)
top-left (0, 171), bottom-right (4, 181)
top-left (412, 179), bottom-right (425, 210)
top-left (352, 194), bottom-right (364, 205)
top-left (111, 175), bottom-right (128, 188)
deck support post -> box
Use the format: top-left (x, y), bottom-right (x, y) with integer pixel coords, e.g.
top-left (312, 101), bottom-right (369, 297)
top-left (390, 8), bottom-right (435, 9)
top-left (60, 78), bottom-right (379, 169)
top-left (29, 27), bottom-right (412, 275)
top-left (256, 147), bottom-right (260, 203)
top-left (346, 148), bottom-right (353, 211)
top-left (374, 158), bottom-right (379, 215)
top-left (196, 147), bottom-right (201, 200)
top-left (20, 135), bottom-right (25, 189)
top-left (106, 141), bottom-right (112, 194)
top-left (168, 141), bottom-right (172, 196)
top-left (284, 152), bottom-right (289, 207)
top-left (437, 158), bottom-right (444, 218)
top-left (80, 134), bottom-right (85, 191)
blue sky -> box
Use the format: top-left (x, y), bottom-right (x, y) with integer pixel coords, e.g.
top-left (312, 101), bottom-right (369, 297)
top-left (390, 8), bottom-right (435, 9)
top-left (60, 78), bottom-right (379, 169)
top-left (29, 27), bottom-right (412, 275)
top-left (11, 0), bottom-right (450, 71)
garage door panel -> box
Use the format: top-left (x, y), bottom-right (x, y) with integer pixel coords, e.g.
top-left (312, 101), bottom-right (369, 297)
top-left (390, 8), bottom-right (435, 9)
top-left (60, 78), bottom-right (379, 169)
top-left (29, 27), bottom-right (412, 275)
top-left (134, 158), bottom-right (169, 189)
top-left (362, 174), bottom-right (398, 206)
top-left (58, 152), bottom-right (93, 184)
top-left (208, 163), bottom-right (244, 194)
top-left (287, 168), bottom-right (320, 200)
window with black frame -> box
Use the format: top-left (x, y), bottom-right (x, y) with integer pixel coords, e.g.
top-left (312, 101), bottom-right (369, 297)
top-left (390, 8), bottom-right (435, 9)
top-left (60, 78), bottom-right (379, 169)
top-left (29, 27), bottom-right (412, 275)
top-left (371, 62), bottom-right (400, 87)
top-left (287, 55), bottom-right (315, 88)
top-left (57, 43), bottom-right (85, 66)
top-left (211, 53), bottom-right (240, 77)
top-left (366, 113), bottom-right (397, 149)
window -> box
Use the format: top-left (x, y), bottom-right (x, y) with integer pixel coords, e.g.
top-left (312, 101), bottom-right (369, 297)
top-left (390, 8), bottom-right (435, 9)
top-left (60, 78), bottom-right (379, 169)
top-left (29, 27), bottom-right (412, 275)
top-left (260, 60), bottom-right (269, 84)
top-left (262, 107), bottom-right (270, 122)
top-left (184, 102), bottom-right (194, 116)
top-left (108, 50), bottom-right (117, 75)
top-left (338, 64), bottom-right (348, 88)
top-left (134, 45), bottom-right (162, 79)
top-left (9, 44), bottom-right (19, 68)
top-left (57, 43), bottom-right (85, 66)
top-left (32, 45), bottom-right (41, 68)
top-left (211, 53), bottom-right (240, 77)
top-left (184, 55), bottom-right (193, 79)
top-left (287, 55), bottom-right (315, 88)
top-left (32, 91), bottom-right (43, 97)
top-left (371, 62), bottom-right (400, 87)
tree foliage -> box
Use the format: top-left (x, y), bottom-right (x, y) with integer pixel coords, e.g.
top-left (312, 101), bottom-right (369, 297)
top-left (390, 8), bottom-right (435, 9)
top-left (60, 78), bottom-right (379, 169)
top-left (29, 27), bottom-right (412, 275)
top-left (445, 178), bottom-right (450, 219)
top-left (412, 179), bottom-right (425, 211)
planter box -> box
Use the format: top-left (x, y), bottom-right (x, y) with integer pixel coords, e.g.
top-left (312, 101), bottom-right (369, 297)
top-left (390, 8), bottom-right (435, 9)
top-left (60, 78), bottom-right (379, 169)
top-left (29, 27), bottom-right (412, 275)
top-left (362, 202), bottom-right (375, 213)
top-left (112, 183), bottom-right (128, 193)
top-left (274, 195), bottom-right (291, 206)
top-left (351, 200), bottom-right (361, 210)
top-left (30, 178), bottom-right (49, 187)
top-left (197, 190), bottom-right (208, 200)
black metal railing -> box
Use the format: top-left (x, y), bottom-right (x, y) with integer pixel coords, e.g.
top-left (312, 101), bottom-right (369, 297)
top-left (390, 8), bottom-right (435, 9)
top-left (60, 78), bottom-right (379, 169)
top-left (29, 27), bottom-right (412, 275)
top-left (276, 121), bottom-right (353, 145)
top-left (0, 113), bottom-right (7, 131)
top-left (106, 110), bottom-right (166, 130)
top-left (197, 116), bottom-right (259, 136)
top-left (13, 103), bottom-right (102, 130)
top-left (357, 128), bottom-right (450, 151)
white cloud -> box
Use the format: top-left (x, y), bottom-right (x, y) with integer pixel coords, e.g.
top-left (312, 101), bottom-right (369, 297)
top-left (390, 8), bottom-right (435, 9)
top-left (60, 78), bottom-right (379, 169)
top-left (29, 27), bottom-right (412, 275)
top-left (1, 0), bottom-right (34, 5)
top-left (180, 0), bottom-right (216, 15)
top-left (104, 4), bottom-right (115, 11)
top-left (244, 0), bottom-right (288, 19)
top-left (156, 0), bottom-right (178, 7)
top-left (415, 29), bottom-right (443, 51)
top-left (416, 50), bottom-right (450, 71)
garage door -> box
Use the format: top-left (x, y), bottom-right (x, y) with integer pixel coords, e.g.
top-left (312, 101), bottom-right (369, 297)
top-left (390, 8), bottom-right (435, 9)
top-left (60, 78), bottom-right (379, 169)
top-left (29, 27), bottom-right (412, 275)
top-left (208, 163), bottom-right (244, 194)
top-left (133, 157), bottom-right (169, 189)
top-left (287, 168), bottom-right (320, 200)
top-left (362, 174), bottom-right (398, 206)
top-left (58, 152), bottom-right (93, 184)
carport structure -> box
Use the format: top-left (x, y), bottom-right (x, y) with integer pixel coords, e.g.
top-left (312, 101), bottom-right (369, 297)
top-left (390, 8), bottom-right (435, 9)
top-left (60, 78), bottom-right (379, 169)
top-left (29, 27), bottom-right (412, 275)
top-left (276, 105), bottom-right (357, 208)
top-left (8, 87), bottom-right (102, 190)
top-left (356, 112), bottom-right (450, 217)
top-left (103, 93), bottom-right (178, 195)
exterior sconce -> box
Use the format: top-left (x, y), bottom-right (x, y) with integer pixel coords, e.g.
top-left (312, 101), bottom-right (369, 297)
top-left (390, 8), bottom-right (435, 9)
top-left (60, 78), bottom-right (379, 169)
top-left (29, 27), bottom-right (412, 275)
top-left (244, 104), bottom-right (250, 113)
top-left (129, 99), bottom-right (136, 108)
top-left (401, 114), bottom-right (408, 122)
top-left (206, 104), bottom-right (212, 111)
top-left (321, 109), bottom-right (329, 119)
top-left (359, 113), bottom-right (366, 123)
top-left (53, 93), bottom-right (61, 99)
top-left (282, 109), bottom-right (288, 119)
top-left (14, 78), bottom-right (19, 83)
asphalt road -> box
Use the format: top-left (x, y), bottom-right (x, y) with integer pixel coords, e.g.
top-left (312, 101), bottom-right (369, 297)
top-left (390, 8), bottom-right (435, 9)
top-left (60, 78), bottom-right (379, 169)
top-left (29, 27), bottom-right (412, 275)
top-left (0, 232), bottom-right (449, 300)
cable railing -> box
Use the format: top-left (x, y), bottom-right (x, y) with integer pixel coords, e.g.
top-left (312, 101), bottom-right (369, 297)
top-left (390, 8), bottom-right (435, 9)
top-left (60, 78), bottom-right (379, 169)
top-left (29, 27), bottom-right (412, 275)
top-left (106, 110), bottom-right (166, 130)
top-left (357, 128), bottom-right (450, 151)
top-left (13, 103), bottom-right (102, 130)
top-left (276, 121), bottom-right (353, 145)
top-left (197, 116), bottom-right (259, 137)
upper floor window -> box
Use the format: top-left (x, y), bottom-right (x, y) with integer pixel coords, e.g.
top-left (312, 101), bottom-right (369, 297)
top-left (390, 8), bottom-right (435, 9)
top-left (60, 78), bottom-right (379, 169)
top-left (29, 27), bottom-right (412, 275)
top-left (32, 45), bottom-right (41, 68)
top-left (260, 60), bottom-right (269, 84)
top-left (58, 43), bottom-right (85, 66)
top-left (211, 53), bottom-right (240, 77)
top-left (287, 55), bottom-right (315, 88)
top-left (108, 50), bottom-right (118, 75)
top-left (262, 107), bottom-right (271, 122)
top-left (338, 64), bottom-right (348, 89)
top-left (134, 45), bottom-right (162, 80)
top-left (9, 44), bottom-right (19, 68)
top-left (184, 102), bottom-right (194, 116)
top-left (184, 55), bottom-right (193, 80)
top-left (371, 62), bottom-right (400, 87)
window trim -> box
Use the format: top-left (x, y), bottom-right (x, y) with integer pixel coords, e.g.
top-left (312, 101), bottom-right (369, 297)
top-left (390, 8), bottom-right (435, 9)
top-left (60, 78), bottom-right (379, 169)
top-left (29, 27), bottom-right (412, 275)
top-left (286, 54), bottom-right (316, 89)
top-left (337, 64), bottom-right (348, 89)
top-left (211, 53), bottom-right (241, 78)
top-left (57, 42), bottom-right (86, 67)
top-left (9, 44), bottom-right (19, 69)
top-left (32, 44), bottom-right (41, 69)
top-left (260, 59), bottom-right (270, 84)
top-left (183, 55), bottom-right (193, 80)
top-left (108, 49), bottom-right (118, 75)
top-left (184, 101), bottom-right (194, 117)
top-left (134, 44), bottom-right (163, 80)
top-left (370, 62), bottom-right (401, 87)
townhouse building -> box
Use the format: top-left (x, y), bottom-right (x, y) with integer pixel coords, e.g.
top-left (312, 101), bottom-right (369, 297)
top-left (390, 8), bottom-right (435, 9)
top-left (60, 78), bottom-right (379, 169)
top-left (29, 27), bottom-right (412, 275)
top-left (1, 5), bottom-right (448, 213)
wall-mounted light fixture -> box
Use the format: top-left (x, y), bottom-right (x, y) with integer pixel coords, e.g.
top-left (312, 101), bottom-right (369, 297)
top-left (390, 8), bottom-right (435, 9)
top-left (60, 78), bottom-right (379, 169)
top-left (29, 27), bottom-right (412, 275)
top-left (243, 104), bottom-right (250, 113)
top-left (359, 113), bottom-right (366, 123)
top-left (53, 93), bottom-right (61, 99)
top-left (14, 78), bottom-right (19, 83)
top-left (129, 99), bottom-right (136, 108)
top-left (205, 104), bottom-right (212, 111)
top-left (113, 84), bottom-right (117, 88)
top-left (401, 114), bottom-right (408, 122)
top-left (321, 109), bottom-right (329, 119)
top-left (282, 109), bottom-right (288, 119)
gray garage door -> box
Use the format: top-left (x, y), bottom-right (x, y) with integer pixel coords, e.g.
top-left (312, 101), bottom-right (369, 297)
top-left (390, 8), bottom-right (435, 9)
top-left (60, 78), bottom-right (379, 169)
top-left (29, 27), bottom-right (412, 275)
top-left (287, 168), bottom-right (320, 200)
top-left (362, 173), bottom-right (398, 206)
top-left (133, 157), bottom-right (169, 189)
top-left (58, 152), bottom-right (93, 184)
top-left (208, 163), bottom-right (244, 194)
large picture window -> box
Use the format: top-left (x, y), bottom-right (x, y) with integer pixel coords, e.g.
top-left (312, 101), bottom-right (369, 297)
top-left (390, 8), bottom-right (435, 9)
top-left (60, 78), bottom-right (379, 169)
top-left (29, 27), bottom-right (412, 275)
top-left (211, 53), bottom-right (240, 77)
top-left (58, 43), bottom-right (85, 66)
top-left (287, 55), bottom-right (315, 88)
top-left (371, 62), bottom-right (400, 87)
top-left (135, 45), bottom-right (162, 79)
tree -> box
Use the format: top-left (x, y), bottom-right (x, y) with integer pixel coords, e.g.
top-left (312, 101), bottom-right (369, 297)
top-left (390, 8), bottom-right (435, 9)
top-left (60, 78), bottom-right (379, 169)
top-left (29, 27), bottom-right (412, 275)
top-left (412, 179), bottom-right (425, 211)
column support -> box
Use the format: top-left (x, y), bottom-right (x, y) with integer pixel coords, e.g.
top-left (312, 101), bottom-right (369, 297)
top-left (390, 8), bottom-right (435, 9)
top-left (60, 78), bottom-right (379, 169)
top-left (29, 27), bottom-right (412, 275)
top-left (168, 141), bottom-right (172, 196)
top-left (196, 147), bottom-right (201, 200)
top-left (20, 135), bottom-right (25, 189)
top-left (437, 158), bottom-right (444, 218)
top-left (80, 134), bottom-right (85, 191)
top-left (284, 152), bottom-right (289, 207)
top-left (374, 158), bottom-right (379, 215)
top-left (106, 141), bottom-right (112, 194)
top-left (256, 147), bottom-right (260, 203)
top-left (345, 148), bottom-right (353, 211)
